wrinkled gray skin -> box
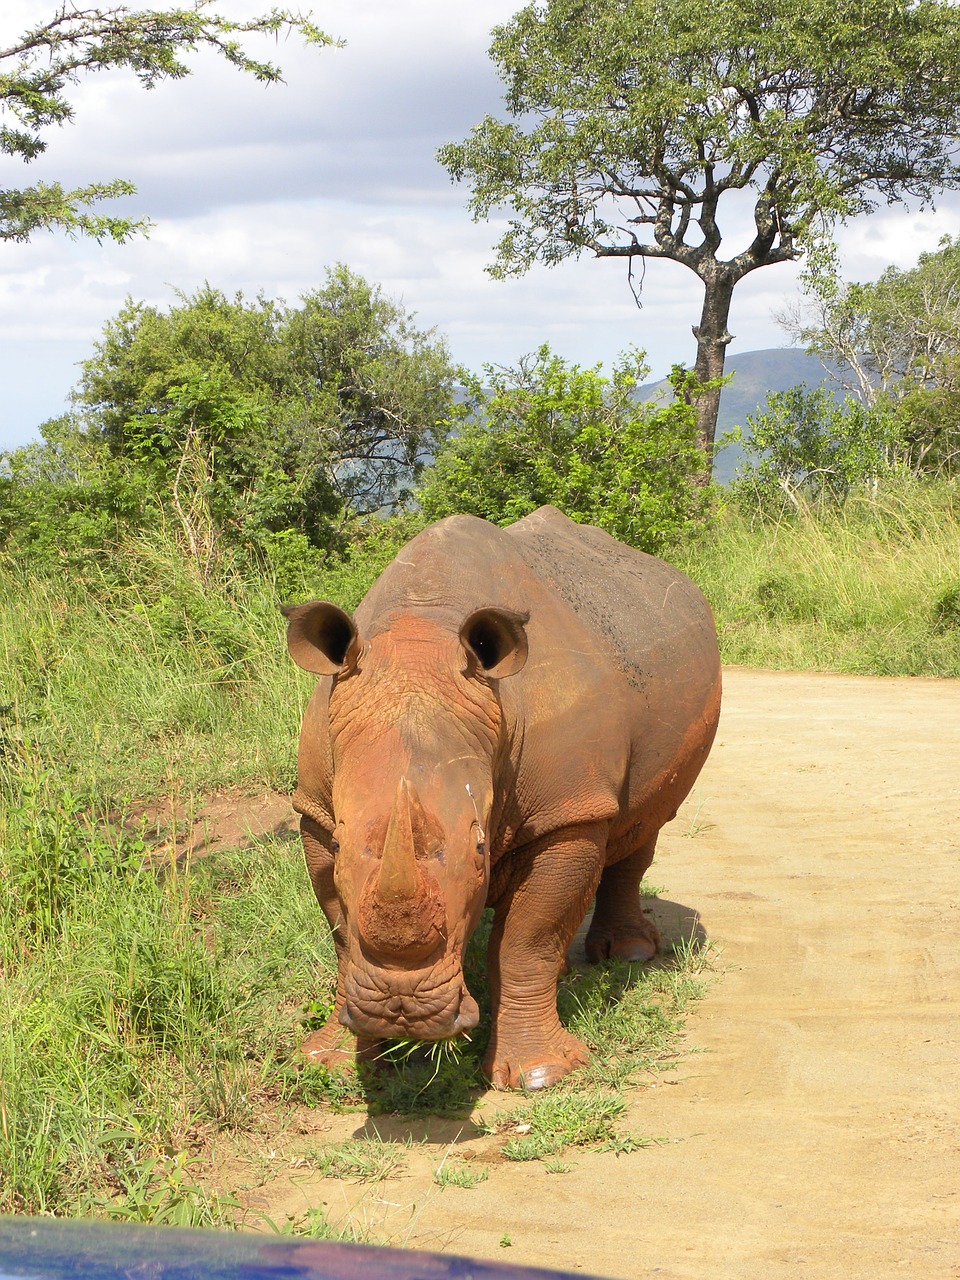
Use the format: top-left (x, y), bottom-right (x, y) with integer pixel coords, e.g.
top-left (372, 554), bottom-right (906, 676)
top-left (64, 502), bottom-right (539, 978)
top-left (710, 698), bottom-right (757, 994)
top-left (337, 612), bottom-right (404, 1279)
top-left (285, 506), bottom-right (721, 1089)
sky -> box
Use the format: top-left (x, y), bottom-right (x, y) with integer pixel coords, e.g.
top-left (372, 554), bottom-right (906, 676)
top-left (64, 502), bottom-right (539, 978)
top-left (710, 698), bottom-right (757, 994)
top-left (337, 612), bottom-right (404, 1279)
top-left (2, 0), bottom-right (959, 452)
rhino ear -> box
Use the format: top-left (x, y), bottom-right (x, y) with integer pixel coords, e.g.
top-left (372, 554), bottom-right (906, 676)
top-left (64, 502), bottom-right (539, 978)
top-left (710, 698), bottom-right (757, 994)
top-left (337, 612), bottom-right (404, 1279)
top-left (460, 607), bottom-right (528, 679)
top-left (281, 601), bottom-right (360, 676)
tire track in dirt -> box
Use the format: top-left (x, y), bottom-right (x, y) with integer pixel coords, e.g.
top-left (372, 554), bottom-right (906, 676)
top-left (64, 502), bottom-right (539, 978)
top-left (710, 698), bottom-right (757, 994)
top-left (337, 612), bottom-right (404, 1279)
top-left (255, 669), bottom-right (960, 1279)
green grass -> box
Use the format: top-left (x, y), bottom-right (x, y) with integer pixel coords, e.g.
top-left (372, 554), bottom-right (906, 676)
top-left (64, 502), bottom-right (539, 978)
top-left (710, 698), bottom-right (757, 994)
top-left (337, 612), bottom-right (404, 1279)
top-left (500, 1093), bottom-right (627, 1161)
top-left (0, 524), bottom-right (403, 803)
top-left (433, 1159), bottom-right (489, 1189)
top-left (0, 775), bottom-right (333, 1218)
top-left (303, 1138), bottom-right (409, 1183)
top-left (684, 478), bottom-right (960, 675)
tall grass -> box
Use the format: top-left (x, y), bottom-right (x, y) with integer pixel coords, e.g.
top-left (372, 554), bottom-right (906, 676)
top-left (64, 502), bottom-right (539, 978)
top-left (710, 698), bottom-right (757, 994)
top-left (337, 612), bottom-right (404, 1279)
top-left (684, 478), bottom-right (960, 676)
top-left (0, 520), bottom-right (410, 1222)
top-left (0, 760), bottom-right (333, 1216)
top-left (0, 522), bottom-right (413, 801)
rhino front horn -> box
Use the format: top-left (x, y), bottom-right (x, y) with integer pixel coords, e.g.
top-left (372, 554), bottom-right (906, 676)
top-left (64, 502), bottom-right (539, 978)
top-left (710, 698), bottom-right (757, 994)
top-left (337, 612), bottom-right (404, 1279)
top-left (358, 779), bottom-right (447, 963)
top-left (379, 778), bottom-right (422, 903)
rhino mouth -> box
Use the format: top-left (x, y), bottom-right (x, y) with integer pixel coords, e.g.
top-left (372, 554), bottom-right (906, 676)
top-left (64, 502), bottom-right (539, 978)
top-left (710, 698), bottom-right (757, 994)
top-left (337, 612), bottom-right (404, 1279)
top-left (339, 957), bottom-right (479, 1041)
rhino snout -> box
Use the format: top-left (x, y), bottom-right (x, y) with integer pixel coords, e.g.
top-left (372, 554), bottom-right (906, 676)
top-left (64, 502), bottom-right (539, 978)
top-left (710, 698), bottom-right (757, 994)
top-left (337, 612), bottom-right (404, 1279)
top-left (339, 980), bottom-right (479, 1042)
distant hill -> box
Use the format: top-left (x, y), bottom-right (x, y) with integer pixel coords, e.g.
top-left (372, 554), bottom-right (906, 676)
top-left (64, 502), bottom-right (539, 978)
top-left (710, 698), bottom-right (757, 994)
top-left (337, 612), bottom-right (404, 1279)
top-left (640, 347), bottom-right (847, 483)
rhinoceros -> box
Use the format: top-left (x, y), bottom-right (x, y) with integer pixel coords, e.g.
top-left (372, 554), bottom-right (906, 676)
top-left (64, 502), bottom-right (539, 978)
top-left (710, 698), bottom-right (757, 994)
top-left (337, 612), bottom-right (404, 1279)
top-left (283, 505), bottom-right (720, 1090)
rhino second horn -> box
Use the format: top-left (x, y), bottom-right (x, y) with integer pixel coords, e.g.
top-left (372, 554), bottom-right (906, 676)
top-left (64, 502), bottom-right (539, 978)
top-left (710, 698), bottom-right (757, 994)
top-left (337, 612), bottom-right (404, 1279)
top-left (379, 779), bottom-right (423, 903)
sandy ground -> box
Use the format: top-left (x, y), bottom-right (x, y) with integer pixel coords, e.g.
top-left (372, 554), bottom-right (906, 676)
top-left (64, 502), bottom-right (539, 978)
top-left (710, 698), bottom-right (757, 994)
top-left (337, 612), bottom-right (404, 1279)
top-left (235, 669), bottom-right (960, 1279)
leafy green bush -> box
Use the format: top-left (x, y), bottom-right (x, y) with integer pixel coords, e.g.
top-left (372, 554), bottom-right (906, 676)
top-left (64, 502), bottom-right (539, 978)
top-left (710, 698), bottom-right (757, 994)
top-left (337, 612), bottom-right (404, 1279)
top-left (728, 385), bottom-right (905, 512)
top-left (0, 269), bottom-right (458, 580)
top-left (417, 346), bottom-right (707, 555)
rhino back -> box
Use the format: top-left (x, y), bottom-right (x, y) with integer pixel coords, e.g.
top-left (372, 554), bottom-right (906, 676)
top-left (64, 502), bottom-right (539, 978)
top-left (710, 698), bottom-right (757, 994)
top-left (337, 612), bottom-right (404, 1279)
top-left (342, 509), bottom-right (718, 848)
top-left (503, 507), bottom-right (721, 841)
top-left (504, 506), bottom-right (718, 698)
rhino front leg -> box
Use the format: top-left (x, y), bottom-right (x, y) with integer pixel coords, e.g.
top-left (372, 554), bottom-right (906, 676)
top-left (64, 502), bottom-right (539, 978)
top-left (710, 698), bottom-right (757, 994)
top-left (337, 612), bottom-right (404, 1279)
top-left (585, 837), bottom-right (661, 964)
top-left (485, 822), bottom-right (608, 1090)
top-left (299, 817), bottom-right (383, 1069)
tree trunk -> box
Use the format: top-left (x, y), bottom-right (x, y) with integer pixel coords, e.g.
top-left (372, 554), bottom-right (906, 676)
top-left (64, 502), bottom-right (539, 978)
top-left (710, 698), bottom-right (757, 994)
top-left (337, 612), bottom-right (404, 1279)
top-left (690, 271), bottom-right (737, 474)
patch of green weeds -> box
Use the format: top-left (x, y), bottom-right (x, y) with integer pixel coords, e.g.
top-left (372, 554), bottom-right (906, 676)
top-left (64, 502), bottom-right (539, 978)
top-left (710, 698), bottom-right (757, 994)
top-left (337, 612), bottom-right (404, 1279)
top-left (94, 1150), bottom-right (235, 1228)
top-left (0, 808), bottom-right (344, 1220)
top-left (501, 1092), bottom-right (626, 1161)
top-left (303, 1137), bottom-right (408, 1183)
top-left (933, 581), bottom-right (960, 631)
top-left (280, 1063), bottom-right (367, 1112)
top-left (272, 1206), bottom-right (370, 1241)
top-left (599, 1134), bottom-right (664, 1154)
top-left (681, 790), bottom-right (715, 838)
top-left (186, 1051), bottom-right (258, 1132)
top-left (433, 1159), bottom-right (489, 1189)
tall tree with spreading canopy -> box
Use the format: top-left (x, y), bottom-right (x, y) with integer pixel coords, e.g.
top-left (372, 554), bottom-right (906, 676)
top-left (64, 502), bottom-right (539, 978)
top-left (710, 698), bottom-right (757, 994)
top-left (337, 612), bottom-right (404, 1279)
top-left (439, 0), bottom-right (960, 463)
top-left (1, 2), bottom-right (330, 243)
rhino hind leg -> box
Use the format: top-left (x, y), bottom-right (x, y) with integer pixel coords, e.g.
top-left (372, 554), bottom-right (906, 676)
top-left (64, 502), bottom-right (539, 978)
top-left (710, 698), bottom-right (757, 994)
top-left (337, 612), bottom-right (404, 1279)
top-left (584, 837), bottom-right (661, 964)
top-left (484, 823), bottom-right (608, 1090)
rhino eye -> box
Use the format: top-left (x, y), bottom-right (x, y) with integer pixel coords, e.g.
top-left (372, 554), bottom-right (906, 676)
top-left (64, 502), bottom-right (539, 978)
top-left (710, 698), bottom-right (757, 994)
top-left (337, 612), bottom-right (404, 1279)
top-left (330, 837), bottom-right (340, 854)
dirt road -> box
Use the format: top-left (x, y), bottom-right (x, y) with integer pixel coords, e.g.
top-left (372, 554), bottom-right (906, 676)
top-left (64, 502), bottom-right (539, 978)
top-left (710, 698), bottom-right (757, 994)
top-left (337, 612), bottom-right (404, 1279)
top-left (262, 669), bottom-right (960, 1278)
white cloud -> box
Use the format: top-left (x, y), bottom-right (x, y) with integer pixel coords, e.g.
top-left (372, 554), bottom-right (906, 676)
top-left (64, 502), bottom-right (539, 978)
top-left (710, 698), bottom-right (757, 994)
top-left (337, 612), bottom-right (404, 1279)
top-left (2, 0), bottom-right (959, 451)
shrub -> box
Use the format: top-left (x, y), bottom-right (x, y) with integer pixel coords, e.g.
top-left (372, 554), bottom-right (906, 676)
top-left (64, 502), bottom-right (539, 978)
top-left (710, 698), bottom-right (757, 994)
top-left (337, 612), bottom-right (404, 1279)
top-left (417, 347), bottom-right (708, 556)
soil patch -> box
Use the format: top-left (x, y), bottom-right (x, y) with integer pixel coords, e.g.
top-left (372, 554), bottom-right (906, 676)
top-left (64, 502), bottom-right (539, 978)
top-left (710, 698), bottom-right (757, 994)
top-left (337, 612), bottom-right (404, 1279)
top-left (134, 790), bottom-right (298, 866)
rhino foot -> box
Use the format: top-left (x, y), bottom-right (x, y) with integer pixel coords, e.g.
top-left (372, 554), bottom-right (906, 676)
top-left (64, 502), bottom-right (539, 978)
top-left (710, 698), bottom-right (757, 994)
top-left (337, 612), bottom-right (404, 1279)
top-left (484, 1026), bottom-right (591, 1091)
top-left (584, 913), bottom-right (660, 965)
top-left (300, 1019), bottom-right (384, 1072)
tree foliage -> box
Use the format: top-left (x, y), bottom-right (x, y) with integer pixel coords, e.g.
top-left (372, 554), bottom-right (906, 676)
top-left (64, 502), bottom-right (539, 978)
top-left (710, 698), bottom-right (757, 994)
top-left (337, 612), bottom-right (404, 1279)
top-left (0, 2), bottom-right (330, 242)
top-left (439, 0), bottom-right (960, 455)
top-left (729, 386), bottom-right (905, 511)
top-left (1, 268), bottom-right (459, 576)
top-left (785, 237), bottom-right (960, 476)
top-left (417, 346), bottom-right (706, 555)
top-left (789, 237), bottom-right (960, 400)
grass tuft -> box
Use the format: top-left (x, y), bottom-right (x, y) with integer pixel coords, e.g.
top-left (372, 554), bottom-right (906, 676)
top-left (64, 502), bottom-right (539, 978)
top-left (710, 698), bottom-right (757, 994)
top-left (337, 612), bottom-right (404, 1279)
top-left (501, 1093), bottom-right (626, 1162)
top-left (433, 1160), bottom-right (489, 1189)
top-left (683, 478), bottom-right (960, 675)
top-left (303, 1138), bottom-right (409, 1183)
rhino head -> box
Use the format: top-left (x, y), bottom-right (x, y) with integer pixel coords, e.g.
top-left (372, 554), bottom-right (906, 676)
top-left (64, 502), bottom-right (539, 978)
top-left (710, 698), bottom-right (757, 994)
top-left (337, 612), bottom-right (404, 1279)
top-left (285, 600), bottom-right (528, 1042)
